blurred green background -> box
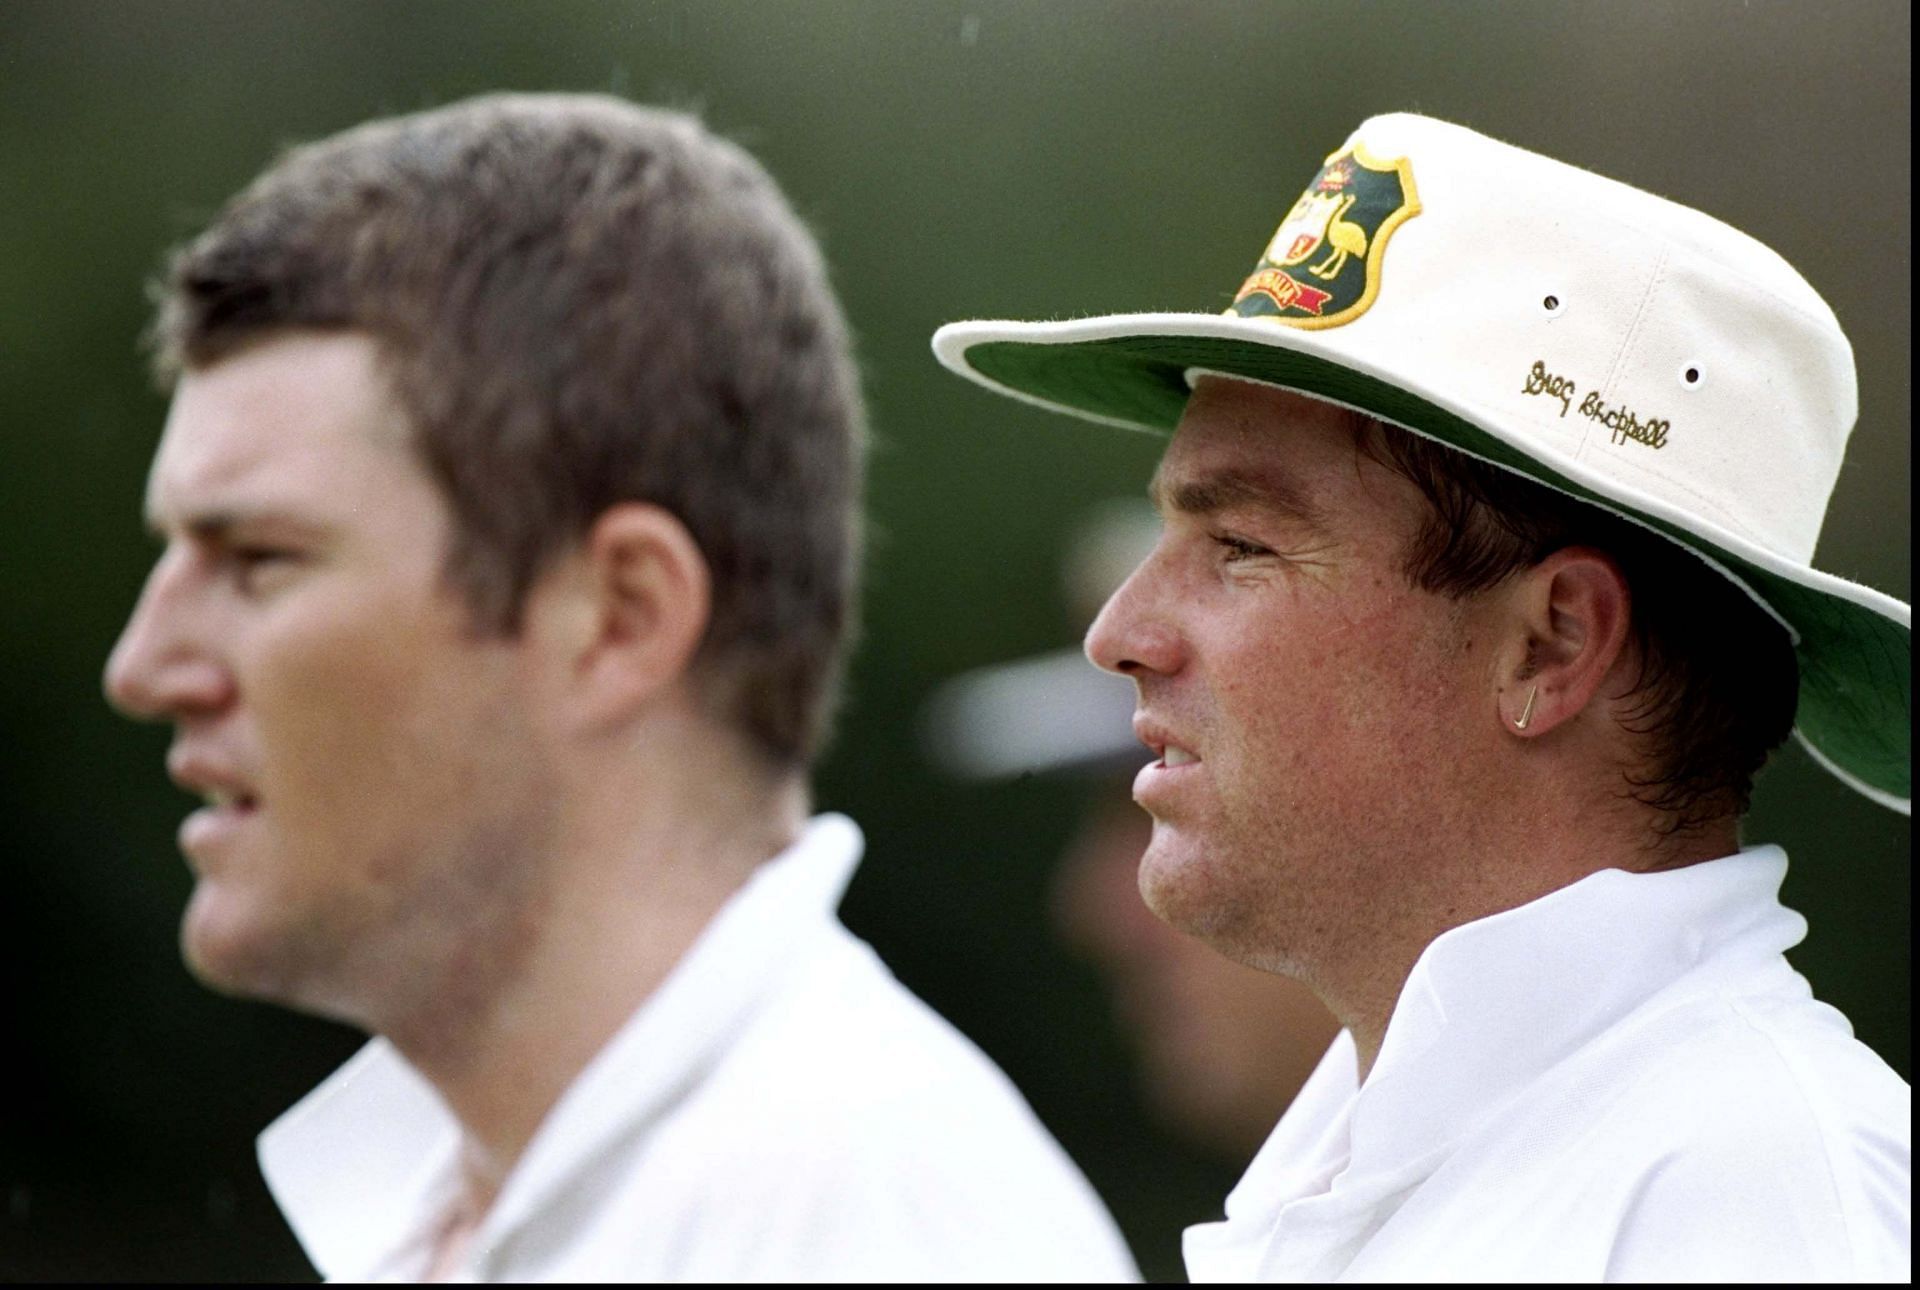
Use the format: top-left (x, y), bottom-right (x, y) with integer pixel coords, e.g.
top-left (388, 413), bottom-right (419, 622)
top-left (0, 1), bottom-right (1907, 1280)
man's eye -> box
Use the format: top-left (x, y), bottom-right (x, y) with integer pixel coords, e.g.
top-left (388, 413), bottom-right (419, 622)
top-left (225, 547), bottom-right (298, 592)
top-left (1215, 534), bottom-right (1272, 562)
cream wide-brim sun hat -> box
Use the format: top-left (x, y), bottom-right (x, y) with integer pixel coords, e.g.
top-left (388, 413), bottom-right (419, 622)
top-left (933, 113), bottom-right (1910, 814)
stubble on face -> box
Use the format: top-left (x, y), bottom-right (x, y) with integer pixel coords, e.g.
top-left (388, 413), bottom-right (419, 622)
top-left (1106, 379), bottom-right (1492, 990)
top-left (186, 651), bottom-right (561, 1044)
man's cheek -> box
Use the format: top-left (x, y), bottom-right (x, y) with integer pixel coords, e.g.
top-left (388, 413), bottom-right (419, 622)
top-left (254, 624), bottom-right (427, 811)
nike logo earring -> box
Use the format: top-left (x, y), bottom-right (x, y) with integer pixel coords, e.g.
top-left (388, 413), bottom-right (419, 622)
top-left (1514, 684), bottom-right (1539, 731)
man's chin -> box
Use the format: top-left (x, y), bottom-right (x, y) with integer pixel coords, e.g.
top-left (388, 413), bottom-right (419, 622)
top-left (1139, 823), bottom-right (1286, 963)
top-left (1137, 827), bottom-right (1232, 938)
top-left (179, 888), bottom-right (308, 1004)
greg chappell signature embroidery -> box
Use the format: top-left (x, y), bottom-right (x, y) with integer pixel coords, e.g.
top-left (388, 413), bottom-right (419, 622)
top-left (1520, 359), bottom-right (1670, 450)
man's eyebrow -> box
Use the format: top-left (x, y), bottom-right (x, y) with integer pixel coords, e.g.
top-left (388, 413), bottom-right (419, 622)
top-left (1147, 468), bottom-right (1327, 530)
top-left (144, 507), bottom-right (235, 541)
top-left (143, 505), bottom-right (327, 543)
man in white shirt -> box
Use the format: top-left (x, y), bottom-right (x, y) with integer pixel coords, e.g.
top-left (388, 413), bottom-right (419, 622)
top-left (933, 113), bottom-right (1909, 1280)
top-left (104, 93), bottom-right (1136, 1282)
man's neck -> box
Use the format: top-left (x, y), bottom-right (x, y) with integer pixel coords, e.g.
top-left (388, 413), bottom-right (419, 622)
top-left (1324, 815), bottom-right (1741, 1084)
top-left (382, 757), bottom-right (809, 1251)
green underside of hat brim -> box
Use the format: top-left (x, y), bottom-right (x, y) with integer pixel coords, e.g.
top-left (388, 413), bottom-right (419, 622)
top-left (961, 332), bottom-right (1911, 810)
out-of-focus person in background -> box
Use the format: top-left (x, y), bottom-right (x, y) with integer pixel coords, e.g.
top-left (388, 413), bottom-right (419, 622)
top-left (101, 93), bottom-right (1135, 1283)
top-left (935, 113), bottom-right (1910, 1281)
top-left (925, 503), bottom-right (1340, 1163)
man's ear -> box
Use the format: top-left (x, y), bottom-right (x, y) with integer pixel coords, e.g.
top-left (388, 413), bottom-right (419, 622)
top-left (540, 503), bottom-right (712, 735)
top-left (1495, 546), bottom-right (1632, 739)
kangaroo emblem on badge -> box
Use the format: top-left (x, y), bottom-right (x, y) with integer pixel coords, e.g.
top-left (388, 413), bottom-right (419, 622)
top-left (1232, 144), bottom-right (1420, 330)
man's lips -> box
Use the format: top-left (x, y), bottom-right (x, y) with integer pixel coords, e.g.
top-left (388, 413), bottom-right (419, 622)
top-left (1132, 716), bottom-right (1202, 768)
top-left (180, 797), bottom-right (261, 863)
top-left (1132, 716), bottom-right (1202, 807)
top-left (166, 749), bottom-right (261, 810)
top-left (166, 749), bottom-right (263, 862)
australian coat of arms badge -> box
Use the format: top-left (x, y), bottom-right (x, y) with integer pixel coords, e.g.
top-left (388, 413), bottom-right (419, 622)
top-left (1231, 143), bottom-right (1420, 329)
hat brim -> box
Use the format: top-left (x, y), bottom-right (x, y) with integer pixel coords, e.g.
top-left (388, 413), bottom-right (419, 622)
top-left (933, 313), bottom-right (1911, 814)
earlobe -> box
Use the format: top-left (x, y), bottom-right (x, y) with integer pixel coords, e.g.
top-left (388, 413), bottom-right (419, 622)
top-left (1498, 547), bottom-right (1632, 740)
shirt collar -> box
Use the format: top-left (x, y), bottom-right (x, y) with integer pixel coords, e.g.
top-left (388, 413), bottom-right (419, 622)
top-left (1228, 844), bottom-right (1805, 1214)
top-left (1348, 844), bottom-right (1804, 1179)
top-left (258, 813), bottom-right (866, 1281)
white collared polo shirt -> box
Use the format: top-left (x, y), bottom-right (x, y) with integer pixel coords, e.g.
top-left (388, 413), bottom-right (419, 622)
top-left (1185, 846), bottom-right (1910, 1282)
top-left (259, 814), bottom-right (1139, 1282)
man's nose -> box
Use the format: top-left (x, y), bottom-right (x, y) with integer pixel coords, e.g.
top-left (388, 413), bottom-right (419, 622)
top-left (104, 556), bottom-right (234, 720)
top-left (1084, 560), bottom-right (1183, 679)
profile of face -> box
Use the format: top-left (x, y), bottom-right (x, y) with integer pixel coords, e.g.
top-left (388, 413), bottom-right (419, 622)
top-left (104, 332), bottom-right (558, 1023)
top-left (1085, 377), bottom-right (1496, 978)
top-left (1051, 789), bottom-right (1338, 1160)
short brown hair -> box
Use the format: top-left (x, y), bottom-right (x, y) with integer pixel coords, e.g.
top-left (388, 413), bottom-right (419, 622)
top-left (150, 94), bottom-right (866, 769)
top-left (1357, 419), bottom-right (1798, 835)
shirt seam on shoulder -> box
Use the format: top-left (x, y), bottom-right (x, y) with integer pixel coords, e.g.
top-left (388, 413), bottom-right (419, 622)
top-left (1721, 992), bottom-right (1864, 1278)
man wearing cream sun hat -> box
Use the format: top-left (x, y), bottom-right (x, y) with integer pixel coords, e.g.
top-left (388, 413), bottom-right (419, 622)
top-left (934, 113), bottom-right (1909, 1280)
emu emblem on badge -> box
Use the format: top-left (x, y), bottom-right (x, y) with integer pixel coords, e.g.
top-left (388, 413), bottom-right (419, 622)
top-left (1231, 144), bottom-right (1420, 330)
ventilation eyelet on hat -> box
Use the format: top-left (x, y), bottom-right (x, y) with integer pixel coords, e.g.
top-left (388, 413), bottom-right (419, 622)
top-left (1679, 363), bottom-right (1705, 390)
